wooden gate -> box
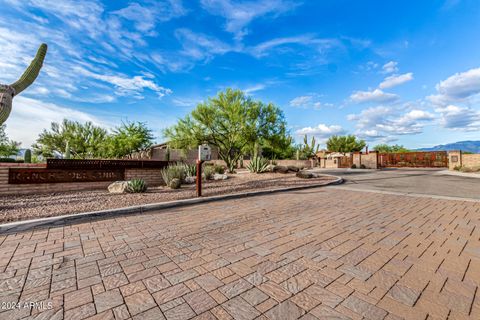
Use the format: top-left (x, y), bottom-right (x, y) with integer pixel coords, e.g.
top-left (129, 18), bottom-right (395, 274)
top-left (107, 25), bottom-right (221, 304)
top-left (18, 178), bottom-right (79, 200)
top-left (378, 151), bottom-right (448, 168)
top-left (338, 156), bottom-right (353, 168)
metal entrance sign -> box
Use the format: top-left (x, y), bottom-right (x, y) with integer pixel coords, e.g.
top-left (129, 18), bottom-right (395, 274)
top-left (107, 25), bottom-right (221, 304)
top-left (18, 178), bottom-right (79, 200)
top-left (9, 168), bottom-right (124, 184)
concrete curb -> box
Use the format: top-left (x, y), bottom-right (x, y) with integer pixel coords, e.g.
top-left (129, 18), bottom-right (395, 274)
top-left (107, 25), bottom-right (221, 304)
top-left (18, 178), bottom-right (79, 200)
top-left (327, 185), bottom-right (480, 203)
top-left (0, 175), bottom-right (343, 234)
top-left (435, 170), bottom-right (480, 179)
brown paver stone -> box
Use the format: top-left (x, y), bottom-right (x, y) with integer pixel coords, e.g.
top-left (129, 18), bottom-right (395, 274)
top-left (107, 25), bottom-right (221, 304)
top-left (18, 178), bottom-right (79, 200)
top-left (1, 188), bottom-right (479, 320)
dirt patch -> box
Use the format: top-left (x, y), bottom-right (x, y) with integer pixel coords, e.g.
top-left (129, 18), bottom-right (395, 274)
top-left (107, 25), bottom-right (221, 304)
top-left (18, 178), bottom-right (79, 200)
top-left (0, 172), bottom-right (337, 223)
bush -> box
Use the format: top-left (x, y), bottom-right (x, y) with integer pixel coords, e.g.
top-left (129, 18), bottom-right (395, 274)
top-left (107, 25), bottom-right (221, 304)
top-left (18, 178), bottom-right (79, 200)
top-left (360, 164), bottom-right (366, 169)
top-left (246, 157), bottom-right (269, 173)
top-left (0, 158), bottom-right (16, 163)
top-left (213, 164), bottom-right (225, 174)
top-left (179, 162), bottom-right (196, 177)
top-left (161, 164), bottom-right (186, 185)
top-left (203, 165), bottom-right (215, 180)
top-left (127, 179), bottom-right (148, 193)
top-left (351, 164), bottom-right (357, 169)
top-left (453, 165), bottom-right (462, 171)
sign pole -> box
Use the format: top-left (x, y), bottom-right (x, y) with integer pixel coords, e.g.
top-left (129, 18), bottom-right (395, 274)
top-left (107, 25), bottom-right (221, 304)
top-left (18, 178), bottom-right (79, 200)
top-left (196, 160), bottom-right (203, 197)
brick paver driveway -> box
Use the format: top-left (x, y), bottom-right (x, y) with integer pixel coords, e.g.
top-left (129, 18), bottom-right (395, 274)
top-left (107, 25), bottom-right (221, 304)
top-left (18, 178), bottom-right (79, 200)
top-left (1, 188), bottom-right (479, 320)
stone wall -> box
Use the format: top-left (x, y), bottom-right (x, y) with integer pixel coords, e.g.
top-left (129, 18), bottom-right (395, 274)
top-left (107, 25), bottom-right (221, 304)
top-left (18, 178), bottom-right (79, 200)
top-left (448, 151), bottom-right (480, 170)
top-left (361, 151), bottom-right (379, 169)
top-left (0, 164), bottom-right (165, 196)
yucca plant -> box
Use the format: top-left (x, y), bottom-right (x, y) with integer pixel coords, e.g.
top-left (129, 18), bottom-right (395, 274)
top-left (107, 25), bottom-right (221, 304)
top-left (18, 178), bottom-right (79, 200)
top-left (179, 162), bottom-right (196, 177)
top-left (161, 163), bottom-right (186, 185)
top-left (127, 179), bottom-right (148, 193)
top-left (246, 156), bottom-right (269, 173)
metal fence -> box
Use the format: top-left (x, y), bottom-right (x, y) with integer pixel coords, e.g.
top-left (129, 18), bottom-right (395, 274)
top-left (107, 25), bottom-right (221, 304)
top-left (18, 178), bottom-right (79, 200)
top-left (47, 159), bottom-right (172, 170)
top-left (378, 151), bottom-right (448, 168)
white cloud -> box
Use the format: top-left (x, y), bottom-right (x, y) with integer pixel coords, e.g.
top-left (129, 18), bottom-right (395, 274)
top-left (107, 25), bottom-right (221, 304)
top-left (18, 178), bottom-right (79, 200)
top-left (348, 106), bottom-right (435, 139)
top-left (250, 35), bottom-right (340, 58)
top-left (244, 84), bottom-right (266, 94)
top-left (200, 0), bottom-right (299, 40)
top-left (382, 61), bottom-right (398, 73)
top-left (435, 105), bottom-right (480, 130)
top-left (174, 28), bottom-right (234, 61)
top-left (5, 96), bottom-right (114, 147)
top-left (74, 67), bottom-right (172, 98)
top-left (350, 89), bottom-right (399, 104)
top-left (295, 124), bottom-right (345, 137)
top-left (112, 1), bottom-right (186, 33)
top-left (432, 67), bottom-right (480, 102)
top-left (289, 95), bottom-right (330, 109)
top-left (379, 72), bottom-right (414, 89)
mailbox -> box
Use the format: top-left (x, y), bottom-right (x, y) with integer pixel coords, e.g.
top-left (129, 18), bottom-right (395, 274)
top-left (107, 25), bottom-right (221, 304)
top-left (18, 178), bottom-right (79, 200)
top-left (198, 144), bottom-right (211, 161)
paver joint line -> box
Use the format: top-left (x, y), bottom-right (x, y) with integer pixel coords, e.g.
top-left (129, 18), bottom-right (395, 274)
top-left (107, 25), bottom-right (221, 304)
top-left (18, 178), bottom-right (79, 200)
top-left (0, 181), bottom-right (479, 320)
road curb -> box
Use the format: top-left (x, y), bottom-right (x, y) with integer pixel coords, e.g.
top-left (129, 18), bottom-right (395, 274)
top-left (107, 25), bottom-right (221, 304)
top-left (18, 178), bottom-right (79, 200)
top-left (0, 175), bottom-right (343, 234)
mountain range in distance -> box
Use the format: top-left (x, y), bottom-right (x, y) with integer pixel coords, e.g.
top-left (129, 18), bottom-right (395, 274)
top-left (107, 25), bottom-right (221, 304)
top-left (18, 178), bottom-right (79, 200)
top-left (417, 140), bottom-right (480, 153)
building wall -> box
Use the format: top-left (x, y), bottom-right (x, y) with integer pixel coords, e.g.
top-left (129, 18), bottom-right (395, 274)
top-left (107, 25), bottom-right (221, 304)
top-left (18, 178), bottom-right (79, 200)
top-left (352, 153), bottom-right (361, 168)
top-left (448, 151), bottom-right (461, 170)
top-left (462, 154), bottom-right (480, 169)
top-left (0, 165), bottom-right (165, 196)
top-left (361, 152), bottom-right (378, 169)
top-left (449, 151), bottom-right (480, 170)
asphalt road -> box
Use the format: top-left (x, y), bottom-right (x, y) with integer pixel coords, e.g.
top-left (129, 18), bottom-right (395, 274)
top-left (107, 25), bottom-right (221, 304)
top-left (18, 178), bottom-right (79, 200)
top-left (312, 168), bottom-right (480, 200)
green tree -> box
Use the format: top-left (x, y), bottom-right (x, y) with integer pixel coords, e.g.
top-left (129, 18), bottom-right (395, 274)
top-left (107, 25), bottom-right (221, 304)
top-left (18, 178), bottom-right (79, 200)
top-left (0, 124), bottom-right (20, 157)
top-left (326, 135), bottom-right (366, 153)
top-left (164, 89), bottom-right (290, 172)
top-left (102, 121), bottom-right (154, 158)
top-left (33, 119), bottom-right (107, 159)
top-left (299, 134), bottom-right (319, 159)
top-left (373, 144), bottom-right (410, 153)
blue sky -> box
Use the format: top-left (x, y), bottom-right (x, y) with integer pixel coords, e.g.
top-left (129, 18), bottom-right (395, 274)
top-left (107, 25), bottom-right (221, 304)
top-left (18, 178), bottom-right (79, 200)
top-left (1, 0), bottom-right (480, 149)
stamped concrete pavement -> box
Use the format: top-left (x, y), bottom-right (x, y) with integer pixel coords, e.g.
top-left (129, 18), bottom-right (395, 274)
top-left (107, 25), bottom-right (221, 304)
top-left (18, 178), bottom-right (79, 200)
top-left (314, 168), bottom-right (480, 200)
top-left (0, 187), bottom-right (479, 320)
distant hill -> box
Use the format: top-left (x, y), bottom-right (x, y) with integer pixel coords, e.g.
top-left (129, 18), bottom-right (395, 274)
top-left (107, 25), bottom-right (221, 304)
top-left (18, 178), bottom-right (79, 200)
top-left (417, 141), bottom-right (480, 153)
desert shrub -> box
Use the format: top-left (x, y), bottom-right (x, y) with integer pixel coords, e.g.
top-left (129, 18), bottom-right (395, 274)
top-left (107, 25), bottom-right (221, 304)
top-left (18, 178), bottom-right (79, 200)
top-left (453, 165), bottom-right (462, 171)
top-left (161, 164), bottom-right (186, 185)
top-left (203, 165), bottom-right (215, 180)
top-left (351, 164), bottom-right (357, 169)
top-left (246, 157), bottom-right (269, 173)
top-left (127, 179), bottom-right (148, 193)
top-left (213, 164), bottom-right (225, 174)
top-left (179, 162), bottom-right (196, 177)
top-left (360, 164), bottom-right (366, 169)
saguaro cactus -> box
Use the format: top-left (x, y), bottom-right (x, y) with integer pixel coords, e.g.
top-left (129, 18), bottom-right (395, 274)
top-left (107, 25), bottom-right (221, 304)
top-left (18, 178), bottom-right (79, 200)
top-left (0, 44), bottom-right (48, 124)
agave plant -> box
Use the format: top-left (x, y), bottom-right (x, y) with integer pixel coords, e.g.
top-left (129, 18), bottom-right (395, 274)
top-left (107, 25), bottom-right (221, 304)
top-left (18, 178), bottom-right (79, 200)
top-left (0, 44), bottom-right (48, 124)
top-left (246, 156), bottom-right (269, 173)
top-left (127, 179), bottom-right (148, 193)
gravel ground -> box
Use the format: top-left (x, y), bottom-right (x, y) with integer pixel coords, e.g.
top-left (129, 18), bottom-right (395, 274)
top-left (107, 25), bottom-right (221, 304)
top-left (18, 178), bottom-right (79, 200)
top-left (0, 172), bottom-right (337, 223)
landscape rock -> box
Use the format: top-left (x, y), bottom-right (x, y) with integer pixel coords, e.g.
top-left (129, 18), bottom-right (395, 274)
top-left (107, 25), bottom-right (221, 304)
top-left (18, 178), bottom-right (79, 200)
top-left (169, 178), bottom-right (182, 189)
top-left (184, 176), bottom-right (196, 184)
top-left (296, 171), bottom-right (316, 179)
top-left (287, 165), bottom-right (300, 172)
top-left (274, 165), bottom-right (289, 174)
top-left (266, 164), bottom-right (276, 172)
top-left (108, 181), bottom-right (129, 193)
top-left (213, 173), bottom-right (228, 180)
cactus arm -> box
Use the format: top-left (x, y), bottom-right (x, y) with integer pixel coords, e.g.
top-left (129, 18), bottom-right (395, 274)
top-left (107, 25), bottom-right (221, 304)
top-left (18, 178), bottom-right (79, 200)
top-left (10, 44), bottom-right (48, 95)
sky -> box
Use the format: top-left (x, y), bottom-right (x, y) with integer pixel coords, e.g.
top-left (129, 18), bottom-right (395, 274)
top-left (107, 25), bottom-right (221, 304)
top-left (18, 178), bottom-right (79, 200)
top-left (1, 0), bottom-right (480, 149)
